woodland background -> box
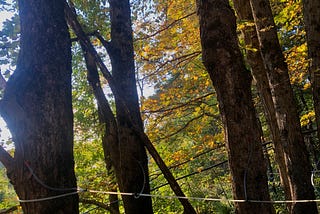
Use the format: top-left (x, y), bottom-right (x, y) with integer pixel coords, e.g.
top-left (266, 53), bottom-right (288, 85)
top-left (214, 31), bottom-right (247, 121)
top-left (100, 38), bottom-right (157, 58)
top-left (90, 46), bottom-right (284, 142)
top-left (0, 0), bottom-right (319, 213)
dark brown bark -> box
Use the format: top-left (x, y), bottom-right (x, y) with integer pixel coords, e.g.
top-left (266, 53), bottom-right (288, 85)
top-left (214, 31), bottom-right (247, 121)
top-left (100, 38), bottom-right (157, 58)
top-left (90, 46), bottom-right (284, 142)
top-left (249, 0), bottom-right (317, 213)
top-left (65, 1), bottom-right (196, 213)
top-left (0, 205), bottom-right (18, 214)
top-left (84, 51), bottom-right (120, 214)
top-left (232, 0), bottom-right (291, 205)
top-left (303, 0), bottom-right (320, 155)
top-left (196, 0), bottom-right (274, 213)
top-left (107, 2), bottom-right (153, 213)
top-left (0, 0), bottom-right (78, 213)
top-left (79, 198), bottom-right (113, 212)
top-left (78, 0), bottom-right (152, 212)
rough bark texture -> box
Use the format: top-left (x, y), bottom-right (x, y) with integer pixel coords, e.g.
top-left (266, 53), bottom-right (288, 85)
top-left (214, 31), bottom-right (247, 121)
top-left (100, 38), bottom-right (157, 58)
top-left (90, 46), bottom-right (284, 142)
top-left (196, 1), bottom-right (274, 213)
top-left (104, 1), bottom-right (154, 213)
top-left (0, 0), bottom-right (78, 213)
top-left (65, 2), bottom-right (196, 213)
top-left (85, 51), bottom-right (120, 214)
top-left (303, 0), bottom-right (320, 153)
top-left (249, 0), bottom-right (317, 213)
top-left (232, 0), bottom-right (291, 204)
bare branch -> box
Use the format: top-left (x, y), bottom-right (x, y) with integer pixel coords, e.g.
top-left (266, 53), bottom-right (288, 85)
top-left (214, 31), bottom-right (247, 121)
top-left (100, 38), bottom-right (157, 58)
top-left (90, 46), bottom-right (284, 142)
top-left (79, 198), bottom-right (111, 211)
top-left (156, 114), bottom-right (205, 141)
top-left (139, 51), bottom-right (201, 81)
top-left (150, 145), bottom-right (225, 180)
top-left (151, 160), bottom-right (228, 191)
top-left (135, 12), bottom-right (197, 41)
top-left (0, 205), bottom-right (19, 214)
top-left (143, 92), bottom-right (214, 114)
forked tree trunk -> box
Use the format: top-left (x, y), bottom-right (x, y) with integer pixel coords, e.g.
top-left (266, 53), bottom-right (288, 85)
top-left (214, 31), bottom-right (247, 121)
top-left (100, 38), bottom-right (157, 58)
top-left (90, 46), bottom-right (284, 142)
top-left (249, 0), bottom-right (317, 213)
top-left (196, 1), bottom-right (274, 213)
top-left (0, 0), bottom-right (78, 213)
top-left (108, 1), bottom-right (153, 213)
top-left (65, 1), bottom-right (197, 213)
top-left (303, 0), bottom-right (320, 159)
top-left (232, 0), bottom-right (291, 205)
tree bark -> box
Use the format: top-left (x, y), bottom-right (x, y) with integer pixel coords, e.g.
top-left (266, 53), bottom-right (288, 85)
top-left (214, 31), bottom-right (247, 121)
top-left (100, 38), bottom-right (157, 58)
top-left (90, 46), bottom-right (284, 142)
top-left (65, 2), bottom-right (197, 213)
top-left (0, 0), bottom-right (78, 213)
top-left (84, 50), bottom-right (121, 214)
top-left (303, 0), bottom-right (320, 157)
top-left (196, 1), bottom-right (274, 213)
top-left (249, 0), bottom-right (317, 213)
top-left (232, 0), bottom-right (291, 205)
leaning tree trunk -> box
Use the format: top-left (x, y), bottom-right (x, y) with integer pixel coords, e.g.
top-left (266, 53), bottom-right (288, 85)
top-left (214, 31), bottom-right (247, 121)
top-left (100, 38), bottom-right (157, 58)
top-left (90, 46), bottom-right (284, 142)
top-left (196, 0), bottom-right (274, 213)
top-left (249, 0), bottom-right (317, 213)
top-left (101, 1), bottom-right (154, 213)
top-left (303, 0), bottom-right (320, 160)
top-left (0, 0), bottom-right (78, 213)
top-left (232, 0), bottom-right (291, 204)
top-left (65, 1), bottom-right (197, 213)
top-left (85, 51), bottom-right (121, 214)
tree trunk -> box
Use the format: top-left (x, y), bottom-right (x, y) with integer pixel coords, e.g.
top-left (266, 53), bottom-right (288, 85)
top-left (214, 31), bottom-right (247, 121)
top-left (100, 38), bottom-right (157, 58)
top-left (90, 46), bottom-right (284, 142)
top-left (85, 51), bottom-right (120, 214)
top-left (249, 0), bottom-right (317, 213)
top-left (232, 0), bottom-right (291, 205)
top-left (101, 1), bottom-right (153, 213)
top-left (0, 0), bottom-right (78, 213)
top-left (65, 2), bottom-right (197, 212)
top-left (196, 1), bottom-right (274, 213)
top-left (303, 0), bottom-right (320, 154)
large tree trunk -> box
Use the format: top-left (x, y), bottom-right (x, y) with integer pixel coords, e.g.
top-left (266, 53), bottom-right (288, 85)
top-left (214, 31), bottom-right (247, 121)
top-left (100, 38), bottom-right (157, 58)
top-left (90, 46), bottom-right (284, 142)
top-left (0, 0), bottom-right (78, 213)
top-left (249, 0), bottom-right (317, 213)
top-left (196, 1), bottom-right (274, 213)
top-left (232, 0), bottom-right (291, 205)
top-left (303, 0), bottom-right (320, 159)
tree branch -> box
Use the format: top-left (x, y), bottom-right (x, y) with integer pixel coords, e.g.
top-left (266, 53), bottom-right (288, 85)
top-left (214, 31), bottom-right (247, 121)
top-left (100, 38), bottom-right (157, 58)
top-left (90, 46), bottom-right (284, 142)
top-left (0, 205), bottom-right (19, 214)
top-left (70, 31), bottom-right (98, 43)
top-left (64, 1), bottom-right (117, 94)
top-left (133, 127), bottom-right (196, 212)
top-left (79, 198), bottom-right (111, 211)
top-left (0, 72), bottom-right (7, 90)
top-left (151, 160), bottom-right (228, 191)
top-left (135, 12), bottom-right (197, 41)
top-left (94, 31), bottom-right (112, 55)
top-left (157, 114), bottom-right (205, 141)
top-left (0, 146), bottom-right (14, 173)
top-left (139, 51), bottom-right (201, 81)
top-left (143, 92), bottom-right (214, 114)
top-left (150, 145), bottom-right (225, 180)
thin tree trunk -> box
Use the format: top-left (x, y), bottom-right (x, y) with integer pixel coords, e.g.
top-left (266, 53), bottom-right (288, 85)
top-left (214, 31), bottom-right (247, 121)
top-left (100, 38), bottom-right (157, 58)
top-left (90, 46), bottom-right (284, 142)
top-left (0, 0), bottom-right (78, 213)
top-left (196, 1), bottom-right (274, 213)
top-left (84, 51), bottom-right (120, 214)
top-left (232, 0), bottom-right (291, 205)
top-left (107, 1), bottom-right (153, 213)
top-left (303, 0), bottom-right (320, 155)
top-left (249, 0), bottom-right (317, 212)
